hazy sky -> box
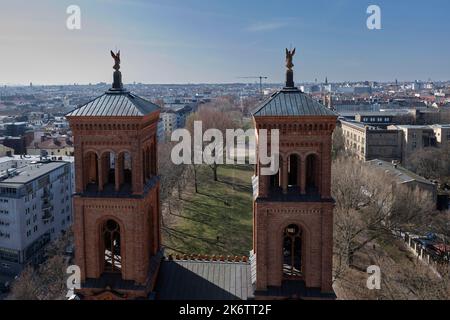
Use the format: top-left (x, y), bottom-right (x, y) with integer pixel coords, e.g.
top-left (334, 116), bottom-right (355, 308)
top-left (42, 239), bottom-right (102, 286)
top-left (1, 0), bottom-right (449, 85)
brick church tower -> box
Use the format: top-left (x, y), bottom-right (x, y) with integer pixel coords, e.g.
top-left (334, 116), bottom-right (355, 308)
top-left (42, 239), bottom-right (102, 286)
top-left (66, 51), bottom-right (162, 300)
top-left (250, 49), bottom-right (337, 298)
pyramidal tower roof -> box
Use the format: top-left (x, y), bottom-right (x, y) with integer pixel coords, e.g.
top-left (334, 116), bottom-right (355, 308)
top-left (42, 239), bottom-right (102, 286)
top-left (66, 51), bottom-right (160, 117)
top-left (252, 48), bottom-right (336, 117)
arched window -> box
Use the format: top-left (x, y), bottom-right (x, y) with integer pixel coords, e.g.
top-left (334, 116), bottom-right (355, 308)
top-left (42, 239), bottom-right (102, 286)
top-left (269, 171), bottom-right (280, 189)
top-left (144, 146), bottom-right (151, 180)
top-left (306, 154), bottom-right (319, 194)
top-left (84, 152), bottom-right (98, 190)
top-left (103, 219), bottom-right (121, 273)
top-left (283, 224), bottom-right (302, 278)
top-left (117, 151), bottom-right (132, 189)
top-left (151, 142), bottom-right (157, 176)
top-left (288, 154), bottom-right (300, 188)
top-left (100, 151), bottom-right (115, 189)
top-left (268, 155), bottom-right (282, 192)
top-left (142, 150), bottom-right (146, 184)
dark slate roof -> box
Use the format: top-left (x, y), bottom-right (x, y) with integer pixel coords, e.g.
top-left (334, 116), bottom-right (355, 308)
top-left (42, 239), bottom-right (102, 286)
top-left (66, 90), bottom-right (160, 117)
top-left (155, 260), bottom-right (254, 300)
top-left (252, 88), bottom-right (336, 117)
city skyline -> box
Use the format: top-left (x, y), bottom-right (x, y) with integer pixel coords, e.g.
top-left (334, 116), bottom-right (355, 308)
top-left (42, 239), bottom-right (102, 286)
top-left (1, 0), bottom-right (450, 85)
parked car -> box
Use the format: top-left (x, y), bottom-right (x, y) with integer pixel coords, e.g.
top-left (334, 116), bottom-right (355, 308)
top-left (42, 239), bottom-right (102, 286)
top-left (431, 243), bottom-right (450, 259)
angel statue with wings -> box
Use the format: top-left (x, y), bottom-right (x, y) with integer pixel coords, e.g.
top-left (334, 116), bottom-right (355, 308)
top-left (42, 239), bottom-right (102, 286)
top-left (111, 50), bottom-right (121, 71)
top-left (285, 48), bottom-right (296, 71)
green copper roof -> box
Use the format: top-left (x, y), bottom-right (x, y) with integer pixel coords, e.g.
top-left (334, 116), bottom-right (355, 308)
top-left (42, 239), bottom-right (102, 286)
top-left (252, 88), bottom-right (336, 117)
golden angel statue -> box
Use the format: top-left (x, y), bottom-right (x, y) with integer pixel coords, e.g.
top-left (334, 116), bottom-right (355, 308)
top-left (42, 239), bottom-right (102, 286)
top-left (285, 48), bottom-right (296, 71)
top-left (111, 50), bottom-right (121, 71)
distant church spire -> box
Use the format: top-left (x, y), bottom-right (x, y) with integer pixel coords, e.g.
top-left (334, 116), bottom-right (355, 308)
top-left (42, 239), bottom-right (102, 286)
top-left (285, 48), bottom-right (296, 88)
top-left (110, 50), bottom-right (123, 90)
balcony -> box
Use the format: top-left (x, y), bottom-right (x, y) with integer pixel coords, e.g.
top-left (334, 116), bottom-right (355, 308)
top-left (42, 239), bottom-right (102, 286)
top-left (41, 189), bottom-right (53, 201)
top-left (42, 209), bottom-right (53, 222)
top-left (42, 202), bottom-right (53, 211)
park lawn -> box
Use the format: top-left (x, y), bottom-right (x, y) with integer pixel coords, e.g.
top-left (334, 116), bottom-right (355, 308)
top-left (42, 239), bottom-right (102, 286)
top-left (164, 164), bottom-right (254, 257)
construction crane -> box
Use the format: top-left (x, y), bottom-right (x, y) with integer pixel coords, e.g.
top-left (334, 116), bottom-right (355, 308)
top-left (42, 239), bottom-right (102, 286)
top-left (237, 76), bottom-right (268, 95)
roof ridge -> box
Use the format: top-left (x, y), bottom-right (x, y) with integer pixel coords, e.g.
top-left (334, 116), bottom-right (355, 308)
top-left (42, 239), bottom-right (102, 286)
top-left (130, 93), bottom-right (160, 115)
top-left (251, 91), bottom-right (280, 115)
top-left (66, 91), bottom-right (160, 117)
top-left (167, 253), bottom-right (249, 263)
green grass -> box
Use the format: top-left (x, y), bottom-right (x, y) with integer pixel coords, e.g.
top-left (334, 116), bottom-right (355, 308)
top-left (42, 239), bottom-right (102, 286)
top-left (163, 164), bottom-right (254, 256)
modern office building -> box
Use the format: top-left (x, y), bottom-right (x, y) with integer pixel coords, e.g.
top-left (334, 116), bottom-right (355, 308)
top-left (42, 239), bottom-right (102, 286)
top-left (0, 156), bottom-right (74, 276)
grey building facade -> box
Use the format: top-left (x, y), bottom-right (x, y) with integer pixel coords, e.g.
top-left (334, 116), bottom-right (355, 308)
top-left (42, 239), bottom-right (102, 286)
top-left (0, 157), bottom-right (74, 276)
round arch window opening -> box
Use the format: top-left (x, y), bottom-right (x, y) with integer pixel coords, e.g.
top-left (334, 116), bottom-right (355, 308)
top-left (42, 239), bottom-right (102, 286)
top-left (283, 224), bottom-right (303, 278)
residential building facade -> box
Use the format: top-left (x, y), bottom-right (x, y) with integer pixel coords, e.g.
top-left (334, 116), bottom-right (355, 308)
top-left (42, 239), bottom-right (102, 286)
top-left (0, 156), bottom-right (73, 276)
top-left (341, 120), bottom-right (402, 162)
top-left (389, 125), bottom-right (438, 164)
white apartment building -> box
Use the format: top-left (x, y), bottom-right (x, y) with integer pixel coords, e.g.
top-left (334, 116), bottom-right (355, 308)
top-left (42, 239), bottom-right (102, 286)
top-left (430, 124), bottom-right (450, 148)
top-left (161, 112), bottom-right (178, 134)
top-left (0, 156), bottom-right (74, 276)
top-left (160, 105), bottom-right (192, 136)
top-left (388, 124), bottom-right (449, 164)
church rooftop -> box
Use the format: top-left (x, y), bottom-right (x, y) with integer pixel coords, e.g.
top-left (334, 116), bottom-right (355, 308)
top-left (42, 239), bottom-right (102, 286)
top-left (155, 260), bottom-right (254, 300)
top-left (252, 88), bottom-right (337, 117)
top-left (66, 50), bottom-right (160, 118)
top-left (252, 47), bottom-right (336, 117)
top-left (66, 91), bottom-right (160, 117)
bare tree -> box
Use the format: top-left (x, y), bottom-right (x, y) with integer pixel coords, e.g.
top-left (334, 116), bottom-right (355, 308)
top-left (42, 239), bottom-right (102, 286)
top-left (8, 231), bottom-right (73, 300)
top-left (8, 266), bottom-right (38, 300)
top-left (377, 254), bottom-right (449, 300)
top-left (407, 146), bottom-right (450, 182)
top-left (158, 141), bottom-right (187, 201)
top-left (332, 156), bottom-right (434, 267)
top-left (186, 103), bottom-right (237, 182)
top-left (332, 125), bottom-right (345, 159)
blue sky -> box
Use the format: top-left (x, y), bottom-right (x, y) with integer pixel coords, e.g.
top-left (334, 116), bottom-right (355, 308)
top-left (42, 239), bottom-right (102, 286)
top-left (0, 0), bottom-right (449, 85)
